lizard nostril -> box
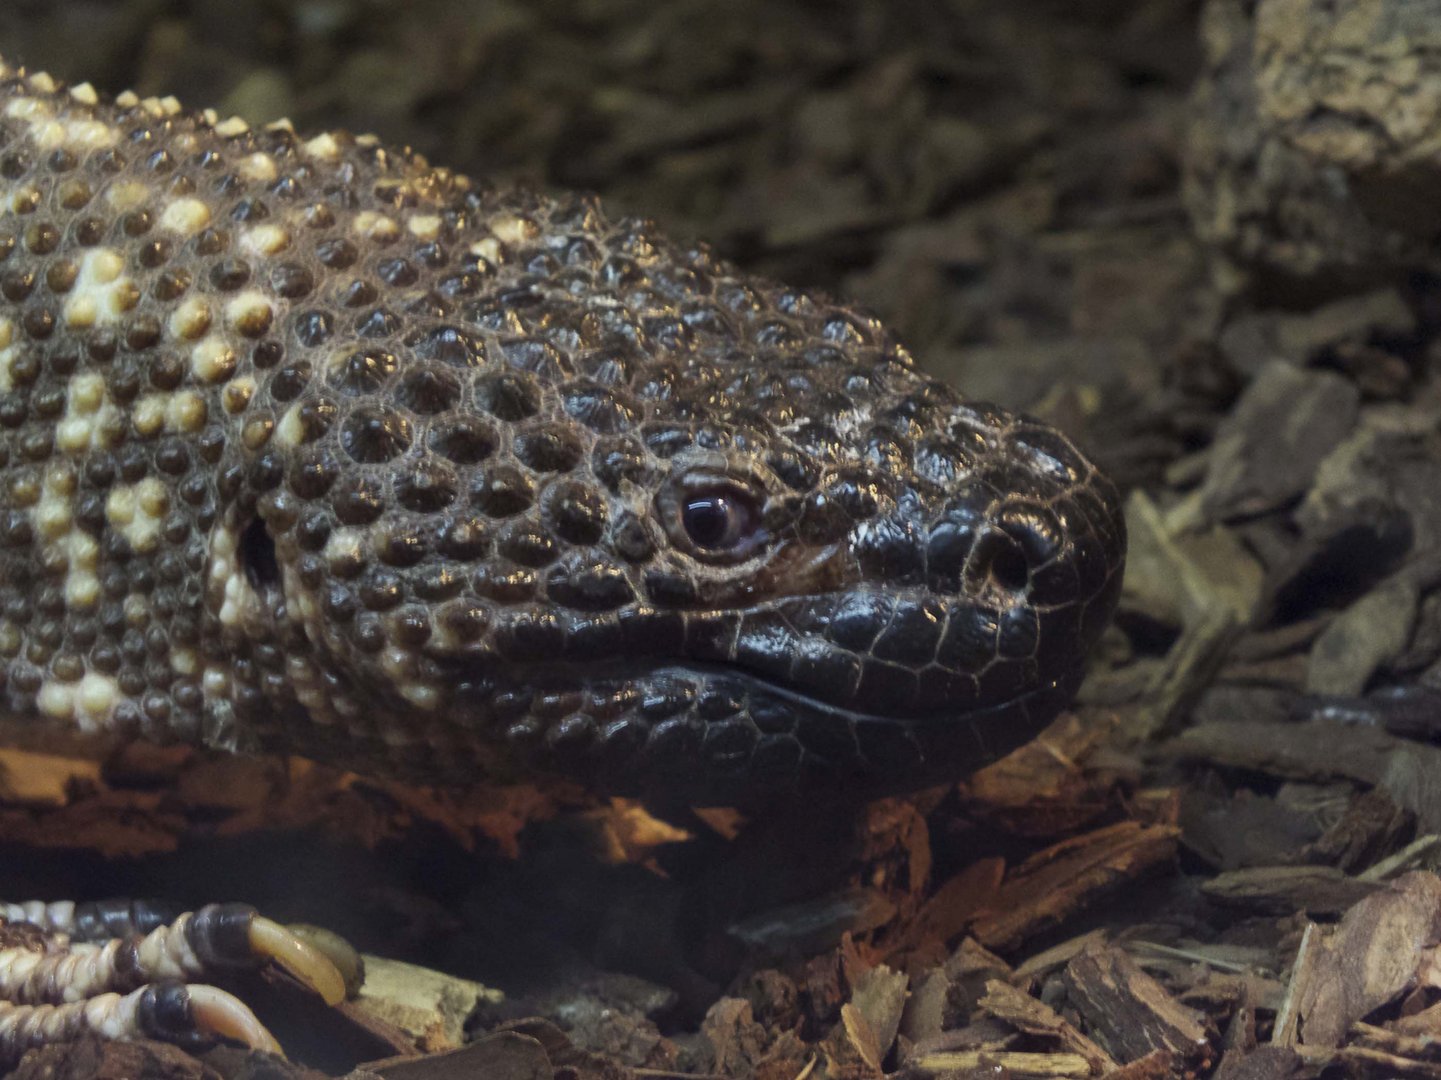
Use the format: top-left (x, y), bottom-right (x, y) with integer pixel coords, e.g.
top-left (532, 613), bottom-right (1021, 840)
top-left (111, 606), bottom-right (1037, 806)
top-left (240, 518), bottom-right (280, 594)
top-left (971, 530), bottom-right (1030, 595)
top-left (952, 503), bottom-right (1063, 600)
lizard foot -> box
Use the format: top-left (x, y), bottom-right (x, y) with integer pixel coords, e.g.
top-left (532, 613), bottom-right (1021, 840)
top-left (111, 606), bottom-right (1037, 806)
top-left (0, 900), bottom-right (349, 1064)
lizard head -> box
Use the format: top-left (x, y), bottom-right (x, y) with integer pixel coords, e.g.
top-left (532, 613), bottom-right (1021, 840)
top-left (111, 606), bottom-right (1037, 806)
top-left (229, 190), bottom-right (1126, 805)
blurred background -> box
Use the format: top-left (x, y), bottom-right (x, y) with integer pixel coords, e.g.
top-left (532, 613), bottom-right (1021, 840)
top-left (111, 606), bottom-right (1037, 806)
top-left (0, 0), bottom-right (1206, 489)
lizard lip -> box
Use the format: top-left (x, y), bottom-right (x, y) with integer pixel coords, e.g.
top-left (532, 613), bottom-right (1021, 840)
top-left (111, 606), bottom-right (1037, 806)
top-left (488, 656), bottom-right (1026, 726)
top-left (478, 655), bottom-right (1091, 803)
top-left (478, 585), bottom-right (1107, 719)
top-left (446, 518), bottom-right (1124, 800)
top-left (628, 657), bottom-right (1079, 728)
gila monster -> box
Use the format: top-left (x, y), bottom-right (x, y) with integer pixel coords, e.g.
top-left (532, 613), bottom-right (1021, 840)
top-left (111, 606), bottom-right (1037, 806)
top-left (0, 59), bottom-right (1126, 1058)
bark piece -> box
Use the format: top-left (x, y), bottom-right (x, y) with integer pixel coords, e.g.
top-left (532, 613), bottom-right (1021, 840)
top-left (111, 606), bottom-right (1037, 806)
top-left (848, 964), bottom-right (909, 1066)
top-left (1172, 718), bottom-right (1441, 787)
top-left (959, 712), bottom-right (1126, 838)
top-left (1100, 1052), bottom-right (1177, 1080)
top-left (907, 1047), bottom-right (1095, 1077)
top-left (971, 823), bottom-right (1180, 953)
top-left (1306, 574), bottom-right (1419, 696)
top-left (883, 858), bottom-right (1005, 971)
top-left (1062, 945), bottom-right (1212, 1067)
top-left (1217, 289), bottom-right (1415, 381)
top-left (353, 955), bottom-right (502, 1053)
top-left (1211, 1045), bottom-right (1303, 1080)
top-left (1197, 361), bottom-right (1360, 524)
top-left (356, 1033), bottom-right (551, 1080)
top-left (1201, 866), bottom-right (1381, 916)
top-left (1120, 493), bottom-right (1260, 742)
top-left (1274, 871), bottom-right (1441, 1048)
top-left (979, 978), bottom-right (1119, 1073)
top-left (1302, 786), bottom-right (1411, 872)
top-left (1180, 788), bottom-right (1326, 871)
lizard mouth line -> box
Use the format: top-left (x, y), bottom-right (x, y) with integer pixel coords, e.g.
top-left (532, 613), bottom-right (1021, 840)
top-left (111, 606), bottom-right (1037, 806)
top-left (457, 655), bottom-right (1081, 728)
top-left (676, 659), bottom-right (1078, 727)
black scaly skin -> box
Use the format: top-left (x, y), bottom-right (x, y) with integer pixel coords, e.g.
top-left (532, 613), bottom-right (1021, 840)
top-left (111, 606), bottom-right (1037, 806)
top-left (0, 64), bottom-right (1126, 807)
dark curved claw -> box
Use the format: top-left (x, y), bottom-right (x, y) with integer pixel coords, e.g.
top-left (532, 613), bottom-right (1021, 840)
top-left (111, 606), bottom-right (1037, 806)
top-left (0, 899), bottom-right (353, 1062)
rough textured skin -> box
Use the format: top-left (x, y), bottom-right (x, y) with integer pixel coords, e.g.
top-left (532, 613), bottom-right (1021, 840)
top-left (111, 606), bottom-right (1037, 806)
top-left (0, 64), bottom-right (1125, 806)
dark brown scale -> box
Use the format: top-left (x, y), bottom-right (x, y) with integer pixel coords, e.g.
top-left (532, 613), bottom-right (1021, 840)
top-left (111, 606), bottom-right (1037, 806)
top-left (2, 268), bottom-right (34, 301)
top-left (119, 210), bottom-right (150, 237)
top-left (545, 480), bottom-right (607, 546)
top-left (269, 263), bottom-right (312, 298)
top-left (513, 424), bottom-right (583, 474)
top-left (0, 65), bottom-right (1124, 805)
top-left (496, 520), bottom-right (558, 568)
top-left (0, 153), bottom-right (30, 180)
top-left (292, 310), bottom-right (333, 347)
top-left (44, 258), bottom-right (76, 292)
top-left (394, 367), bottom-right (458, 414)
top-left (301, 204), bottom-right (335, 230)
top-left (209, 257), bottom-right (249, 290)
top-left (476, 370), bottom-right (539, 421)
top-left (151, 269), bottom-right (189, 301)
top-left (316, 238), bottom-right (357, 269)
top-left (395, 459), bottom-right (458, 513)
top-left (124, 314), bottom-right (161, 351)
top-left (343, 282), bottom-right (379, 309)
top-left (290, 399), bottom-right (336, 444)
top-left (27, 222), bottom-right (60, 255)
top-left (340, 405), bottom-right (411, 462)
top-left (358, 571), bottom-right (403, 611)
top-left (427, 414), bottom-right (496, 465)
top-left (269, 361), bottom-right (313, 401)
top-left (472, 464), bottom-right (534, 518)
top-left (194, 228), bottom-right (226, 256)
top-left (148, 353), bottom-right (186, 391)
top-left (33, 387), bottom-right (64, 418)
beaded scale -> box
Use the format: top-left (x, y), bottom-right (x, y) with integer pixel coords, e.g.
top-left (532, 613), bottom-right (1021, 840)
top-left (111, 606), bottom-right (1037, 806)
top-left (0, 61), bottom-right (1125, 808)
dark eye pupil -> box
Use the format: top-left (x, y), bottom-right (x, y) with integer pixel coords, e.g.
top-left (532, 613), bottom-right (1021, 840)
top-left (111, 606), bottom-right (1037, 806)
top-left (683, 495), bottom-right (734, 548)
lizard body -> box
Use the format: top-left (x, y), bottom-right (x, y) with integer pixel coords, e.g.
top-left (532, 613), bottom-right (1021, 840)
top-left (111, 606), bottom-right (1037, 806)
top-left (0, 61), bottom-right (1125, 807)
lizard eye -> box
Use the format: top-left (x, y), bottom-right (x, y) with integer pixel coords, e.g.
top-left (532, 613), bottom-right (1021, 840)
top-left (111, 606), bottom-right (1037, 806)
top-left (684, 490), bottom-right (753, 549)
top-left (659, 475), bottom-right (767, 562)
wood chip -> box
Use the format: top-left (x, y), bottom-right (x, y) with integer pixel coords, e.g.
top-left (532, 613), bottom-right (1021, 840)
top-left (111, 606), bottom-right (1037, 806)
top-left (353, 956), bottom-right (502, 1053)
top-left (908, 1048), bottom-right (1096, 1078)
top-left (1201, 865), bottom-right (1382, 916)
top-left (971, 823), bottom-right (1180, 952)
top-left (979, 978), bottom-right (1119, 1073)
top-left (1274, 871), bottom-right (1441, 1049)
top-left (1062, 944), bottom-right (1212, 1067)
